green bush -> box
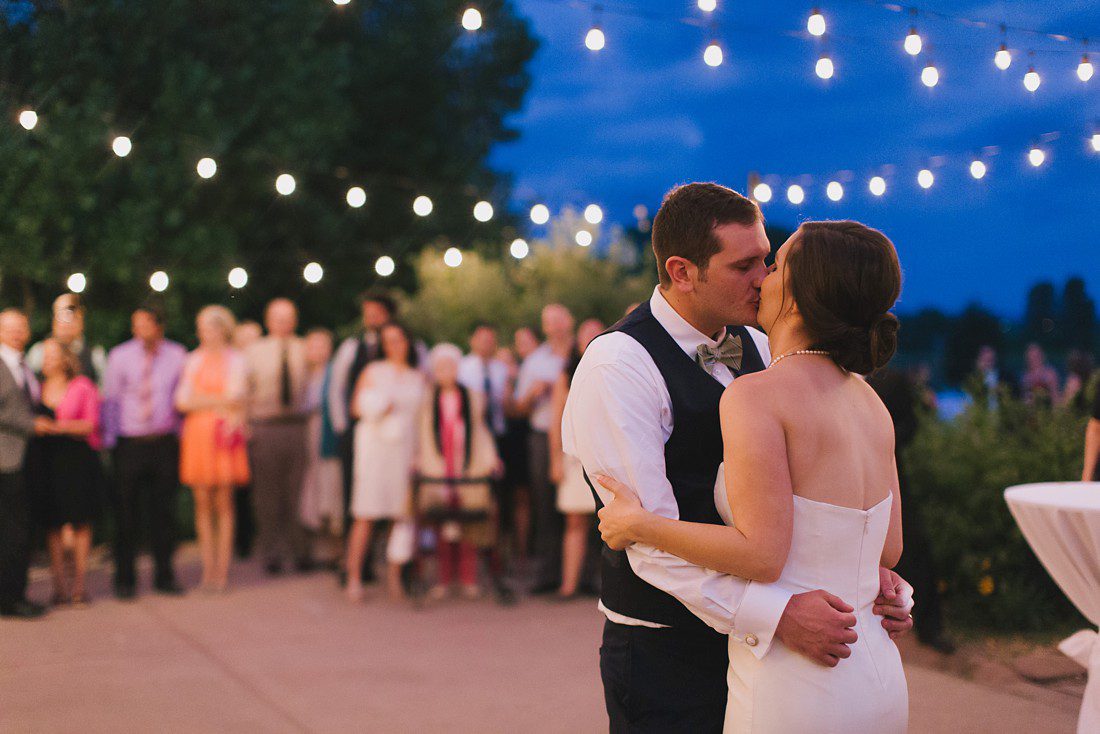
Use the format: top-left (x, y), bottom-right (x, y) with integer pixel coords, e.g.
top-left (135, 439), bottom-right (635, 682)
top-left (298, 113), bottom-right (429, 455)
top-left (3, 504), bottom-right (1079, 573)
top-left (906, 386), bottom-right (1089, 631)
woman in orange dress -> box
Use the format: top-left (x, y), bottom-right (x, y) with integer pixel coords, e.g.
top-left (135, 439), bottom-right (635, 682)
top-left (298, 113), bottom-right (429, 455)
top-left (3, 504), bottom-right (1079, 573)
top-left (176, 305), bottom-right (250, 592)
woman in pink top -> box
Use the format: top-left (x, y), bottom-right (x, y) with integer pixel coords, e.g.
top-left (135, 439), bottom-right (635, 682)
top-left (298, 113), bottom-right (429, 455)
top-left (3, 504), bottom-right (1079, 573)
top-left (25, 339), bottom-right (103, 606)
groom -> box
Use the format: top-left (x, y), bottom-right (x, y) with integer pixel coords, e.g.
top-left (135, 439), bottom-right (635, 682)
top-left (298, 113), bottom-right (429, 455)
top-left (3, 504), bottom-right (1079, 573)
top-left (562, 183), bottom-right (914, 732)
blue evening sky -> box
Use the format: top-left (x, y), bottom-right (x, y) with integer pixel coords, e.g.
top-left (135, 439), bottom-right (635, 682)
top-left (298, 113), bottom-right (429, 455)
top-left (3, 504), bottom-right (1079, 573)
top-left (491, 0), bottom-right (1100, 316)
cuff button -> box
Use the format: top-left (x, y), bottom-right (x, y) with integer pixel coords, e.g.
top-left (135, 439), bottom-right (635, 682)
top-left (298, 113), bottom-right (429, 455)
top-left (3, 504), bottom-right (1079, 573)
top-left (745, 634), bottom-right (758, 647)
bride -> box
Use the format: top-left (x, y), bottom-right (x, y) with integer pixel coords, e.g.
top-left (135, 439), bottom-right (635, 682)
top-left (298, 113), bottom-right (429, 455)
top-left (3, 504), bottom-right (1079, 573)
top-left (595, 220), bottom-right (909, 733)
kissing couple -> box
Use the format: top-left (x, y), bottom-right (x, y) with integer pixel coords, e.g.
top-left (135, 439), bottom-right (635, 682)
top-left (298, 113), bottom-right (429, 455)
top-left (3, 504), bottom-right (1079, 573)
top-left (562, 182), bottom-right (913, 732)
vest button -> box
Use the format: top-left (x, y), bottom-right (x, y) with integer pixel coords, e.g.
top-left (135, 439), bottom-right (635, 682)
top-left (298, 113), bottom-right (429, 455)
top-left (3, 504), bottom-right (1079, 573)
top-left (745, 634), bottom-right (759, 647)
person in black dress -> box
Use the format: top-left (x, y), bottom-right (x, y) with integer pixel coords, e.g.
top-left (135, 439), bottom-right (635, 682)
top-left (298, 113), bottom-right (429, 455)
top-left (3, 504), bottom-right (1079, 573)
top-left (1083, 376), bottom-right (1100, 482)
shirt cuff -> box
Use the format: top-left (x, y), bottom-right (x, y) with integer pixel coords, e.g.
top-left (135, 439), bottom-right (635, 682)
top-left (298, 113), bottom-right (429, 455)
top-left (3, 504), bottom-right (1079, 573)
top-left (729, 582), bottom-right (792, 661)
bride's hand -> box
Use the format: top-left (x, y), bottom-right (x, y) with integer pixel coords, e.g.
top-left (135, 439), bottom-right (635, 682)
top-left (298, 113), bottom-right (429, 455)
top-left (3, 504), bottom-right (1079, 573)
top-left (595, 474), bottom-right (648, 551)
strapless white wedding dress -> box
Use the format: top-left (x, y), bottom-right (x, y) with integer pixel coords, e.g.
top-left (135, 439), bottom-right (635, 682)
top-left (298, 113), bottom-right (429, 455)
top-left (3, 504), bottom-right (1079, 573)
top-left (714, 466), bottom-right (908, 733)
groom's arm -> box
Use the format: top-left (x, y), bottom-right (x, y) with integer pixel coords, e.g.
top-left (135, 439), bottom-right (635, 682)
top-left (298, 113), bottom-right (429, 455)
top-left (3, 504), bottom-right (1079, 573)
top-left (562, 337), bottom-right (791, 660)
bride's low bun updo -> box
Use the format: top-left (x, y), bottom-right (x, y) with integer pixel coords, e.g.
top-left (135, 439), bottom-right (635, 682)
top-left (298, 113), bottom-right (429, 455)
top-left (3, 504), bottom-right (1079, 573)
top-left (786, 221), bottom-right (902, 375)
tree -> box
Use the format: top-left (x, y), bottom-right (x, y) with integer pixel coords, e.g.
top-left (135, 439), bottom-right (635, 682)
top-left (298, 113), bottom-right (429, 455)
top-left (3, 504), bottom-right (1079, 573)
top-left (1061, 277), bottom-right (1096, 352)
top-left (943, 305), bottom-right (1005, 385)
top-left (1022, 281), bottom-right (1058, 348)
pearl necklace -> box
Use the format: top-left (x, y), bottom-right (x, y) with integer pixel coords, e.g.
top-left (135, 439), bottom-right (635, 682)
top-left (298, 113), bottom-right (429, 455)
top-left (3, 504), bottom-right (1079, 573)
top-left (768, 349), bottom-right (831, 369)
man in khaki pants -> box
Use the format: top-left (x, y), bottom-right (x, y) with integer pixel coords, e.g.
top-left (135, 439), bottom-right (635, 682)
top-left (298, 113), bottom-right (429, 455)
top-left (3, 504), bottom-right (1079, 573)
top-left (247, 298), bottom-right (312, 575)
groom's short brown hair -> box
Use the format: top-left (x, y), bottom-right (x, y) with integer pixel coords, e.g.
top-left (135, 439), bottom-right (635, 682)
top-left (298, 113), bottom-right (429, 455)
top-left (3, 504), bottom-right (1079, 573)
top-left (651, 183), bottom-right (762, 288)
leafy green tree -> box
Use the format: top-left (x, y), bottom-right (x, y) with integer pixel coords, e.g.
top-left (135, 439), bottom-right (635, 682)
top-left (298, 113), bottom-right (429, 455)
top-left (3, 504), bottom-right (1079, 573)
top-left (1023, 281), bottom-right (1058, 349)
top-left (942, 305), bottom-right (1005, 385)
top-left (1061, 276), bottom-right (1096, 352)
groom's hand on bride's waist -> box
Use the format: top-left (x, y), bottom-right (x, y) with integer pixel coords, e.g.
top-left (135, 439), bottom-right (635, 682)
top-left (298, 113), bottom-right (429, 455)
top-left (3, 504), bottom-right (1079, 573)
top-left (775, 590), bottom-right (858, 668)
top-left (873, 568), bottom-right (915, 640)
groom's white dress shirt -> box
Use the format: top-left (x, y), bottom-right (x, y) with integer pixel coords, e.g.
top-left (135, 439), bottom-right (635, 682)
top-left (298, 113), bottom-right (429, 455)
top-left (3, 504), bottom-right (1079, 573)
top-left (562, 286), bottom-right (791, 660)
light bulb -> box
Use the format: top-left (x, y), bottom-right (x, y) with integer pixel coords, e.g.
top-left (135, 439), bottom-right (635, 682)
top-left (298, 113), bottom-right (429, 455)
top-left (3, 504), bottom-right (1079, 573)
top-left (473, 200), bottom-right (494, 222)
top-left (969, 160), bottom-right (987, 179)
top-left (697, 0), bottom-right (717, 12)
top-left (413, 195), bottom-right (433, 216)
top-left (1028, 147), bottom-right (1045, 167)
top-left (703, 42), bottom-right (723, 67)
top-left (994, 44), bottom-right (1012, 71)
top-left (815, 55), bottom-right (834, 79)
top-left (375, 256), bottom-right (396, 277)
top-left (917, 169), bottom-right (934, 189)
top-left (869, 176), bottom-right (887, 197)
top-left (149, 271), bottom-right (169, 292)
top-left (333, 0), bottom-right (350, 5)
top-left (444, 247), bottom-right (463, 267)
top-left (228, 267), bottom-right (248, 289)
top-left (585, 27), bottom-right (605, 52)
top-left (510, 238), bottom-right (529, 259)
top-left (275, 173), bottom-right (296, 195)
top-left (575, 230), bottom-right (593, 247)
top-left (921, 64), bottom-right (939, 87)
top-left (1078, 55), bottom-right (1094, 82)
top-left (112, 135), bottom-right (132, 157)
top-left (1091, 133), bottom-right (1100, 153)
top-left (807, 10), bottom-right (826, 37)
top-left (530, 203), bottom-right (550, 224)
top-left (461, 7), bottom-right (482, 31)
top-left (1023, 67), bottom-right (1040, 92)
top-left (584, 204), bottom-right (604, 224)
top-left (904, 28), bottom-right (922, 56)
top-left (826, 181), bottom-right (844, 201)
top-left (786, 184), bottom-right (805, 205)
top-left (17, 109), bottom-right (37, 130)
top-left (346, 186), bottom-right (367, 208)
top-left (303, 262), bottom-right (324, 283)
top-left (67, 273), bottom-right (87, 294)
top-left (196, 157), bottom-right (217, 179)
top-left (752, 183), bottom-right (773, 203)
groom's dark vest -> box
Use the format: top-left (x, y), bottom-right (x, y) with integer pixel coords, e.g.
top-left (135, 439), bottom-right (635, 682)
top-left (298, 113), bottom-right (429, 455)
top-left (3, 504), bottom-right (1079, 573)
top-left (586, 300), bottom-right (766, 631)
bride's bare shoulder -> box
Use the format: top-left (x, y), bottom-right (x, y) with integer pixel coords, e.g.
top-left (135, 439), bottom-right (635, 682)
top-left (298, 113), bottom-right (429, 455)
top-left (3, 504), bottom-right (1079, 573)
top-left (719, 369), bottom-right (783, 412)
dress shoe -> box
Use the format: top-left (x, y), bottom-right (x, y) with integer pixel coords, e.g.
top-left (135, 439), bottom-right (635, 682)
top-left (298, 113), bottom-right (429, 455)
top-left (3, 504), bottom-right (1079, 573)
top-left (294, 558), bottom-right (317, 574)
top-left (114, 583), bottom-right (136, 601)
top-left (529, 581), bottom-right (559, 596)
top-left (265, 560), bottom-right (285, 576)
top-left (0, 600), bottom-right (47, 618)
top-left (154, 580), bottom-right (185, 596)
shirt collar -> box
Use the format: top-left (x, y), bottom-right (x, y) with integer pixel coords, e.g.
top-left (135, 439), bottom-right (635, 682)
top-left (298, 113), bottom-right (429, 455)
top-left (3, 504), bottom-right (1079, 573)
top-left (648, 286), bottom-right (727, 358)
top-left (0, 343), bottom-right (22, 366)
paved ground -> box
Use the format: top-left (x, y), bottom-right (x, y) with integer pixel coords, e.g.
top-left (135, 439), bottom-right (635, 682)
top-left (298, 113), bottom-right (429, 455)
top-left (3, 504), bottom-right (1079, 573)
top-left (0, 554), bottom-right (1082, 733)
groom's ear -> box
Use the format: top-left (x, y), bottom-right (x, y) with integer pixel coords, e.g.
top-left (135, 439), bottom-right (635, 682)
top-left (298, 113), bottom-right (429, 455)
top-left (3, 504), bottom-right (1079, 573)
top-left (664, 256), bottom-right (695, 292)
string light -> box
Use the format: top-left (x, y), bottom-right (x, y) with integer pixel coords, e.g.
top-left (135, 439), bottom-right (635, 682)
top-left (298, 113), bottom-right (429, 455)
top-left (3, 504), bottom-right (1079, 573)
top-left (826, 181), bottom-right (844, 201)
top-left (1023, 65), bottom-right (1041, 92)
top-left (869, 176), bottom-right (887, 196)
top-left (904, 27), bottom-right (923, 56)
top-left (444, 247), bottom-right (463, 267)
top-left (17, 109), bottom-right (37, 130)
top-left (413, 195), bottom-right (433, 216)
top-left (703, 42), bottom-right (724, 67)
top-left (697, 0), bottom-right (717, 12)
top-left (969, 159), bottom-right (987, 179)
top-left (1091, 133), bottom-right (1100, 153)
top-left (196, 157), bottom-right (217, 179)
top-left (332, 0), bottom-right (350, 5)
top-left (585, 25), bottom-right (606, 52)
top-left (228, 267), bottom-right (248, 289)
top-left (584, 204), bottom-right (604, 224)
top-left (1028, 146), bottom-right (1045, 167)
top-left (815, 54), bottom-right (834, 79)
top-left (575, 230), bottom-right (593, 247)
top-left (807, 9), bottom-right (826, 37)
top-left (1078, 54), bottom-right (1094, 82)
top-left (461, 7), bottom-right (482, 32)
top-left (473, 200), bottom-right (494, 222)
top-left (994, 43), bottom-right (1012, 70)
top-left (275, 173), bottom-right (296, 195)
top-left (920, 63), bottom-right (939, 87)
top-left (510, 238), bottom-right (530, 259)
top-left (375, 256), bottom-right (395, 277)
top-left (530, 203), bottom-right (550, 224)
top-left (66, 273), bottom-right (86, 294)
top-left (149, 271), bottom-right (169, 292)
top-left (786, 184), bottom-right (805, 204)
top-left (303, 262), bottom-right (324, 283)
top-left (917, 168), bottom-right (934, 189)
top-left (752, 182), bottom-right (773, 203)
top-left (346, 186), bottom-right (367, 208)
top-left (112, 135), bottom-right (132, 157)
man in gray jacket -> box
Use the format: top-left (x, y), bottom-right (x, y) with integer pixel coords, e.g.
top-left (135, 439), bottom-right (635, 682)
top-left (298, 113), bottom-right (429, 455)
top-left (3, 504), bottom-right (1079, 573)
top-left (0, 308), bottom-right (48, 618)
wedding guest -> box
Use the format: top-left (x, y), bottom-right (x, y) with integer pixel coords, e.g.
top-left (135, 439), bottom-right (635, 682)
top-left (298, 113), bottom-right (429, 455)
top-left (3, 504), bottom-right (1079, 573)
top-left (1021, 342), bottom-right (1060, 406)
top-left (418, 344), bottom-right (500, 600)
top-left (299, 328), bottom-right (344, 565)
top-left (458, 323), bottom-right (509, 442)
top-left (515, 304), bottom-right (575, 594)
top-left (246, 298), bottom-right (311, 575)
top-left (25, 339), bottom-right (102, 607)
top-left (549, 318), bottom-right (604, 598)
top-left (230, 319), bottom-right (262, 558)
top-left (499, 326), bottom-right (540, 560)
top-left (0, 309), bottom-right (48, 618)
top-left (232, 320), bottom-right (262, 352)
top-left (26, 293), bottom-right (107, 384)
top-left (176, 306), bottom-right (250, 592)
top-left (345, 321), bottom-right (425, 601)
top-left (102, 305), bottom-right (187, 599)
top-left (1063, 350), bottom-right (1095, 412)
top-left (972, 345), bottom-right (1017, 407)
top-left (1083, 382), bottom-right (1100, 482)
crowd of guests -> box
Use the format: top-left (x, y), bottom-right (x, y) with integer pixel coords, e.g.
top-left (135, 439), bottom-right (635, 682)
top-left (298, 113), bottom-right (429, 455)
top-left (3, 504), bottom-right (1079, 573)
top-left (0, 291), bottom-right (609, 618)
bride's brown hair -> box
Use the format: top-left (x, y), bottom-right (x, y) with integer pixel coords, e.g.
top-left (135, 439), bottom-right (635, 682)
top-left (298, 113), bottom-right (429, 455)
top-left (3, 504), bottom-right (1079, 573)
top-left (786, 221), bottom-right (902, 375)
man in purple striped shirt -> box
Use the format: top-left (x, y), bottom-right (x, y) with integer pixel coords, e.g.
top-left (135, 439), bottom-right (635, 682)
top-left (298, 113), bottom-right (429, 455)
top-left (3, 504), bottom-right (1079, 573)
top-left (102, 305), bottom-right (187, 599)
